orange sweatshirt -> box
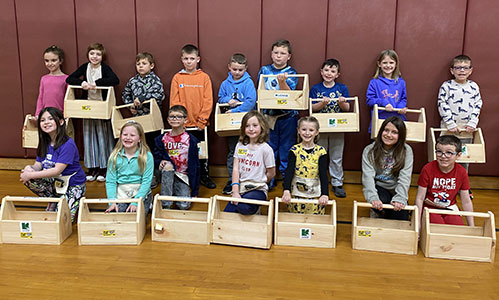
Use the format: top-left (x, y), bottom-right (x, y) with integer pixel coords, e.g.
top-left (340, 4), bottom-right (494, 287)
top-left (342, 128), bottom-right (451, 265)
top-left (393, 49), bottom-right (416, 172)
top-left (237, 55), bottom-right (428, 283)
top-left (170, 69), bottom-right (213, 129)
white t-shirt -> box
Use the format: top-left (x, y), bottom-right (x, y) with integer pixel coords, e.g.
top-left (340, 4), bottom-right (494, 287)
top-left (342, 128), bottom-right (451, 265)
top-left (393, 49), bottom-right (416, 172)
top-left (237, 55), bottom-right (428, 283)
top-left (234, 142), bottom-right (275, 191)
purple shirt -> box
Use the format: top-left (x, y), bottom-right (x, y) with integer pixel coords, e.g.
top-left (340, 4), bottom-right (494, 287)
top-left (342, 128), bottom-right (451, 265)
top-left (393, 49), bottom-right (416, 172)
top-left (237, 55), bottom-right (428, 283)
top-left (36, 138), bottom-right (86, 186)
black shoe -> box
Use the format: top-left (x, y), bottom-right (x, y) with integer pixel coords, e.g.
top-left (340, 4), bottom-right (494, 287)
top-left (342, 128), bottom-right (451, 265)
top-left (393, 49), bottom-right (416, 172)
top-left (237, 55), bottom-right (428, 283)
top-left (222, 182), bottom-right (232, 195)
top-left (200, 175), bottom-right (216, 189)
top-left (332, 186), bottom-right (346, 198)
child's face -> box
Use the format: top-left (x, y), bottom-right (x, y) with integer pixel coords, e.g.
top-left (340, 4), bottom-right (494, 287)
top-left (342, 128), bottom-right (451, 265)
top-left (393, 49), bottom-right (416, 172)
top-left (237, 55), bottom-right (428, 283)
top-left (167, 111), bottom-right (187, 129)
top-left (136, 58), bottom-right (154, 77)
top-left (320, 65), bottom-right (340, 84)
top-left (44, 52), bottom-right (62, 74)
top-left (121, 126), bottom-right (140, 150)
top-left (381, 122), bottom-right (399, 149)
top-left (378, 55), bottom-right (396, 78)
top-left (228, 62), bottom-right (246, 81)
top-left (271, 46), bottom-right (291, 69)
top-left (39, 111), bottom-right (62, 136)
top-left (435, 143), bottom-right (461, 171)
top-left (245, 116), bottom-right (262, 142)
top-left (88, 49), bottom-right (103, 66)
top-left (450, 61), bottom-right (472, 84)
top-left (181, 52), bottom-right (199, 73)
top-left (298, 121), bottom-right (319, 145)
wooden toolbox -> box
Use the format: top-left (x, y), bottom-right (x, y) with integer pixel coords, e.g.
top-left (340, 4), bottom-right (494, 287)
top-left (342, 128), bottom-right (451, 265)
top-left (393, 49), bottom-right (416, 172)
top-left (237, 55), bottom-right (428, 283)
top-left (63, 85), bottom-right (116, 119)
top-left (162, 127), bottom-right (209, 160)
top-left (77, 198), bottom-right (145, 245)
top-left (211, 195), bottom-right (273, 249)
top-left (22, 114), bottom-right (38, 149)
top-left (352, 201), bottom-right (419, 255)
top-left (214, 102), bottom-right (245, 137)
top-left (371, 104), bottom-right (427, 142)
top-left (274, 198), bottom-right (336, 248)
top-left (151, 195), bottom-right (212, 244)
top-left (420, 208), bottom-right (496, 262)
top-left (0, 196), bottom-right (72, 245)
top-left (428, 128), bottom-right (486, 163)
top-left (257, 74), bottom-right (309, 110)
top-left (111, 100), bottom-right (164, 138)
top-left (309, 96), bottom-right (360, 133)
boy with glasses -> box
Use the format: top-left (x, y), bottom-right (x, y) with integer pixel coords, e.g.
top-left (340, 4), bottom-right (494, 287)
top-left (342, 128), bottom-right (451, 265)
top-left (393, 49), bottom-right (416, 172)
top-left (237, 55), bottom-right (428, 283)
top-left (415, 135), bottom-right (474, 226)
top-left (153, 105), bottom-right (200, 209)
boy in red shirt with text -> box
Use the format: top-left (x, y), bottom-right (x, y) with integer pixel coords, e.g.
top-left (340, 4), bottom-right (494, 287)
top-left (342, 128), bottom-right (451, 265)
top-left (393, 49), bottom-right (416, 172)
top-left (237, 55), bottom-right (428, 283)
top-left (415, 135), bottom-right (474, 227)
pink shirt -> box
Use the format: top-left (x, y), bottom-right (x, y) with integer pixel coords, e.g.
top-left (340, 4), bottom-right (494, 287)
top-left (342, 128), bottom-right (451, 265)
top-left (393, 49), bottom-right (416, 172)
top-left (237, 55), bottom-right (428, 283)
top-left (35, 74), bottom-right (68, 116)
top-left (162, 131), bottom-right (190, 174)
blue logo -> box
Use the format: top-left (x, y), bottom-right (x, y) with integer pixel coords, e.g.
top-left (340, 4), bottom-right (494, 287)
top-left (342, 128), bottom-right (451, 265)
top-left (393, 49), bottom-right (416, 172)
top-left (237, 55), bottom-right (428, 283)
top-left (179, 84), bottom-right (184, 88)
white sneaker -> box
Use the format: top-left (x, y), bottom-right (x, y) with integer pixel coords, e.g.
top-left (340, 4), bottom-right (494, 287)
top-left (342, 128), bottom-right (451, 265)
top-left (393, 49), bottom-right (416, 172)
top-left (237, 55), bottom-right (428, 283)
top-left (86, 175), bottom-right (96, 182)
top-left (96, 175), bottom-right (106, 182)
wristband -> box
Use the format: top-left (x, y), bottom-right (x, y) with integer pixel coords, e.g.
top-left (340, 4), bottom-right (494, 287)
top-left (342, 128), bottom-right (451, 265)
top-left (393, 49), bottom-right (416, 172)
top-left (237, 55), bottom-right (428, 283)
top-left (231, 182), bottom-right (240, 186)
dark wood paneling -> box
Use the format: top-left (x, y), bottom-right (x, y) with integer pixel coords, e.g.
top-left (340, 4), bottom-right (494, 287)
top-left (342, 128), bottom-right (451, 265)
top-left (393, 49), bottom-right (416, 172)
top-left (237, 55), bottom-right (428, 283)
top-left (327, 0), bottom-right (397, 171)
top-left (199, 0), bottom-right (262, 164)
top-left (464, 0), bottom-right (499, 176)
top-left (396, 0), bottom-right (467, 172)
top-left (0, 0), bottom-right (24, 157)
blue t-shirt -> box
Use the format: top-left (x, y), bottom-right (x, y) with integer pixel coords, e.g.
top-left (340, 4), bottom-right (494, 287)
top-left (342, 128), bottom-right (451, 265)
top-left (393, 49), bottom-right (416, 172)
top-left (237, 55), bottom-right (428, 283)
top-left (36, 138), bottom-right (86, 186)
top-left (310, 82), bottom-right (350, 113)
top-left (257, 64), bottom-right (298, 116)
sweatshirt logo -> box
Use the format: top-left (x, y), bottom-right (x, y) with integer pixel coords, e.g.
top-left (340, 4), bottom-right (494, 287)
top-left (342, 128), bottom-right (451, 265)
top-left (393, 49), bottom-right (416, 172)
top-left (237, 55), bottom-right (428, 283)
top-left (179, 84), bottom-right (203, 88)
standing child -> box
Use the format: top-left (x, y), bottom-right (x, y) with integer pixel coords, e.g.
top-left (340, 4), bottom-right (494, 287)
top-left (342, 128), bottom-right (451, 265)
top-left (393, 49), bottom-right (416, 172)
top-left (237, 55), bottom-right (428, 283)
top-left (366, 49), bottom-right (408, 133)
top-left (311, 58), bottom-right (350, 198)
top-left (362, 116), bottom-right (413, 220)
top-left (415, 135), bottom-right (474, 227)
top-left (170, 44), bottom-right (215, 189)
top-left (154, 105), bottom-right (200, 210)
top-left (218, 53), bottom-right (257, 194)
top-left (258, 39), bottom-right (298, 187)
top-left (20, 107), bottom-right (86, 222)
top-left (281, 116), bottom-right (329, 215)
top-left (105, 121), bottom-right (154, 215)
top-left (226, 111), bottom-right (275, 215)
top-left (66, 43), bottom-right (119, 182)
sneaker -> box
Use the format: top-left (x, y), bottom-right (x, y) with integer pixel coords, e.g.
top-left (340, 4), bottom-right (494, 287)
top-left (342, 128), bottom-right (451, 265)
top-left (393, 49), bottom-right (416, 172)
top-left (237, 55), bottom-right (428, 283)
top-left (150, 175), bottom-right (158, 189)
top-left (86, 175), bottom-right (96, 182)
top-left (200, 175), bottom-right (216, 189)
top-left (332, 186), bottom-right (346, 198)
top-left (222, 182), bottom-right (232, 195)
top-left (96, 175), bottom-right (106, 182)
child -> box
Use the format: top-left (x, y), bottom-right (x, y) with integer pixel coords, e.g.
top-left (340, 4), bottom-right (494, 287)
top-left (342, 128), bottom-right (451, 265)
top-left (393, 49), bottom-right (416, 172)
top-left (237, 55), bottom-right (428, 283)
top-left (20, 107), bottom-right (86, 222)
top-left (310, 58), bottom-right (350, 198)
top-left (33, 45), bottom-right (68, 121)
top-left (170, 44), bottom-right (215, 189)
top-left (366, 49), bottom-right (408, 133)
top-left (361, 116), bottom-right (413, 220)
top-left (218, 53), bottom-right (257, 194)
top-left (415, 135), bottom-right (474, 226)
top-left (257, 39), bottom-right (298, 187)
top-left (66, 43), bottom-right (119, 182)
top-left (226, 111), bottom-right (275, 215)
top-left (154, 105), bottom-right (200, 210)
top-left (281, 116), bottom-right (329, 215)
top-left (105, 121), bottom-right (154, 215)
top-left (122, 52), bottom-right (165, 117)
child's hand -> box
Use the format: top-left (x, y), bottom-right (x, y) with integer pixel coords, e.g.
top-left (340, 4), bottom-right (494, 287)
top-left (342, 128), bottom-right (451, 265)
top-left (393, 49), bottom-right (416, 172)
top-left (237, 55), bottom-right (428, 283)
top-left (126, 205), bottom-right (137, 213)
top-left (465, 125), bottom-right (475, 133)
top-left (231, 192), bottom-right (241, 205)
top-left (105, 203), bottom-right (119, 213)
top-left (277, 72), bottom-right (288, 82)
top-left (228, 99), bottom-right (239, 107)
top-left (88, 83), bottom-right (97, 90)
top-left (22, 165), bottom-right (35, 173)
top-left (371, 200), bottom-right (383, 210)
top-left (318, 195), bottom-right (329, 206)
top-left (398, 107), bottom-right (407, 115)
top-left (130, 107), bottom-right (137, 114)
top-left (81, 81), bottom-right (90, 90)
top-left (448, 127), bottom-right (460, 134)
top-left (384, 104), bottom-right (394, 112)
top-left (29, 115), bottom-right (38, 124)
top-left (282, 190), bottom-right (292, 203)
top-left (226, 110), bottom-right (232, 113)
top-left (391, 201), bottom-right (405, 211)
top-left (159, 160), bottom-right (174, 171)
top-left (19, 171), bottom-right (33, 184)
top-left (133, 98), bottom-right (141, 107)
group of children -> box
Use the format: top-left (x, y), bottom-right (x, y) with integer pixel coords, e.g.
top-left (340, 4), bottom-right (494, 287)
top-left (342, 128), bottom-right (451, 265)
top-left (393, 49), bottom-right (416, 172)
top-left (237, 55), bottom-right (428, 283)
top-left (20, 39), bottom-right (483, 229)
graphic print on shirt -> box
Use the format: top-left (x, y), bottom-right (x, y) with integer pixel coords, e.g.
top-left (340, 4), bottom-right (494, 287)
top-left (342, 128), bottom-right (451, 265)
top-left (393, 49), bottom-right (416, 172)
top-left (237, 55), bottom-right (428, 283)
top-left (238, 149), bottom-right (260, 173)
top-left (375, 155), bottom-right (395, 182)
top-left (312, 90), bottom-right (344, 113)
top-left (381, 89), bottom-right (400, 102)
top-left (41, 153), bottom-right (56, 170)
top-left (428, 177), bottom-right (456, 208)
top-left (162, 132), bottom-right (190, 174)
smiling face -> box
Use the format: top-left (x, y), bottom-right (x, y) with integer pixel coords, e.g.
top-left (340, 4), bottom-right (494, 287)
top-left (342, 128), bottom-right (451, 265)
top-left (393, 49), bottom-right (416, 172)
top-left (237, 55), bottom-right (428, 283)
top-left (435, 143), bottom-right (460, 172)
top-left (381, 122), bottom-right (399, 149)
top-left (378, 55), bottom-right (397, 79)
top-left (298, 121), bottom-right (319, 145)
top-left (320, 65), bottom-right (340, 85)
top-left (450, 61), bottom-right (472, 84)
top-left (136, 58), bottom-right (154, 77)
top-left (88, 49), bottom-right (103, 67)
top-left (228, 62), bottom-right (246, 81)
top-left (245, 116), bottom-right (262, 143)
top-left (39, 111), bottom-right (63, 138)
top-left (167, 111), bottom-right (187, 129)
top-left (120, 125), bottom-right (140, 151)
top-left (181, 52), bottom-right (199, 73)
top-left (44, 52), bottom-right (62, 74)
top-left (271, 46), bottom-right (291, 69)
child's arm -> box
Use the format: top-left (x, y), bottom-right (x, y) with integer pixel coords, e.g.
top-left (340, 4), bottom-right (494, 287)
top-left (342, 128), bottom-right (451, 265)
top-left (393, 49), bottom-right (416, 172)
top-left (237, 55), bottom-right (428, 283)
top-left (105, 161), bottom-right (118, 200)
top-left (282, 150), bottom-right (296, 203)
top-left (460, 189), bottom-right (475, 226)
top-left (20, 163), bottom-right (67, 184)
top-left (122, 79), bottom-right (134, 104)
top-left (95, 64), bottom-right (119, 86)
top-left (391, 145), bottom-right (413, 210)
top-left (231, 81), bottom-right (257, 113)
top-left (231, 157), bottom-right (241, 198)
top-left (169, 75), bottom-right (180, 106)
top-left (277, 73), bottom-right (291, 90)
top-left (415, 186), bottom-right (427, 232)
top-left (147, 74), bottom-right (165, 106)
top-left (466, 82), bottom-right (482, 132)
top-left (266, 167), bottom-right (276, 183)
top-left (338, 85), bottom-right (351, 112)
top-left (217, 81), bottom-right (232, 104)
top-left (134, 152), bottom-right (154, 202)
top-left (35, 78), bottom-right (45, 116)
top-left (361, 145), bottom-right (383, 210)
top-left (66, 64), bottom-right (87, 85)
top-left (437, 83), bottom-right (459, 131)
top-left (318, 153), bottom-right (329, 205)
top-left (196, 75), bottom-right (214, 129)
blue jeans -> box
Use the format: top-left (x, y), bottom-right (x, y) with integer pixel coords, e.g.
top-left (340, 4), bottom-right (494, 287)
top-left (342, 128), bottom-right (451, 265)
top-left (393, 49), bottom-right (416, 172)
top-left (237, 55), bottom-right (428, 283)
top-left (223, 190), bottom-right (267, 215)
top-left (372, 185), bottom-right (409, 220)
top-left (268, 115), bottom-right (297, 176)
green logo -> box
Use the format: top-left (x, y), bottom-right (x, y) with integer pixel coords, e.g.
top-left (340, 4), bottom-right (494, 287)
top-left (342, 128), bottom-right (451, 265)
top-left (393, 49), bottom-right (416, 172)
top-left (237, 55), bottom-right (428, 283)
top-left (300, 228), bottom-right (311, 239)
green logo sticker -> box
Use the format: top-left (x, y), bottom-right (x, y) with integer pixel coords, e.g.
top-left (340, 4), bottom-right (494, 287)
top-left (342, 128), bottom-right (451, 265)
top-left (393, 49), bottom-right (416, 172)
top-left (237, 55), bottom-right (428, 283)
top-left (461, 145), bottom-right (468, 156)
top-left (328, 118), bottom-right (337, 127)
top-left (300, 228), bottom-right (311, 239)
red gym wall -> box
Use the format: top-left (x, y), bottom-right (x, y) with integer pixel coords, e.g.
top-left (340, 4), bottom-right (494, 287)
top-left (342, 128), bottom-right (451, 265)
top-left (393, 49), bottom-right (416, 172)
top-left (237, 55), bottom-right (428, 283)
top-left (1, 0), bottom-right (498, 176)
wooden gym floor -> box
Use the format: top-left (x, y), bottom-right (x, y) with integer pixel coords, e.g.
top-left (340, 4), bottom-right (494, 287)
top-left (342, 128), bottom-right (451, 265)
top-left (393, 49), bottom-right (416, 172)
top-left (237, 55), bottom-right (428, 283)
top-left (0, 170), bottom-right (498, 299)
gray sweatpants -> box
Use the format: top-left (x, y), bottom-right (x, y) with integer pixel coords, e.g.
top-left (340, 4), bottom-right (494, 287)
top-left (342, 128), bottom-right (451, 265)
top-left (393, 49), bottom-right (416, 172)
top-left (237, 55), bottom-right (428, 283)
top-left (318, 132), bottom-right (345, 187)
